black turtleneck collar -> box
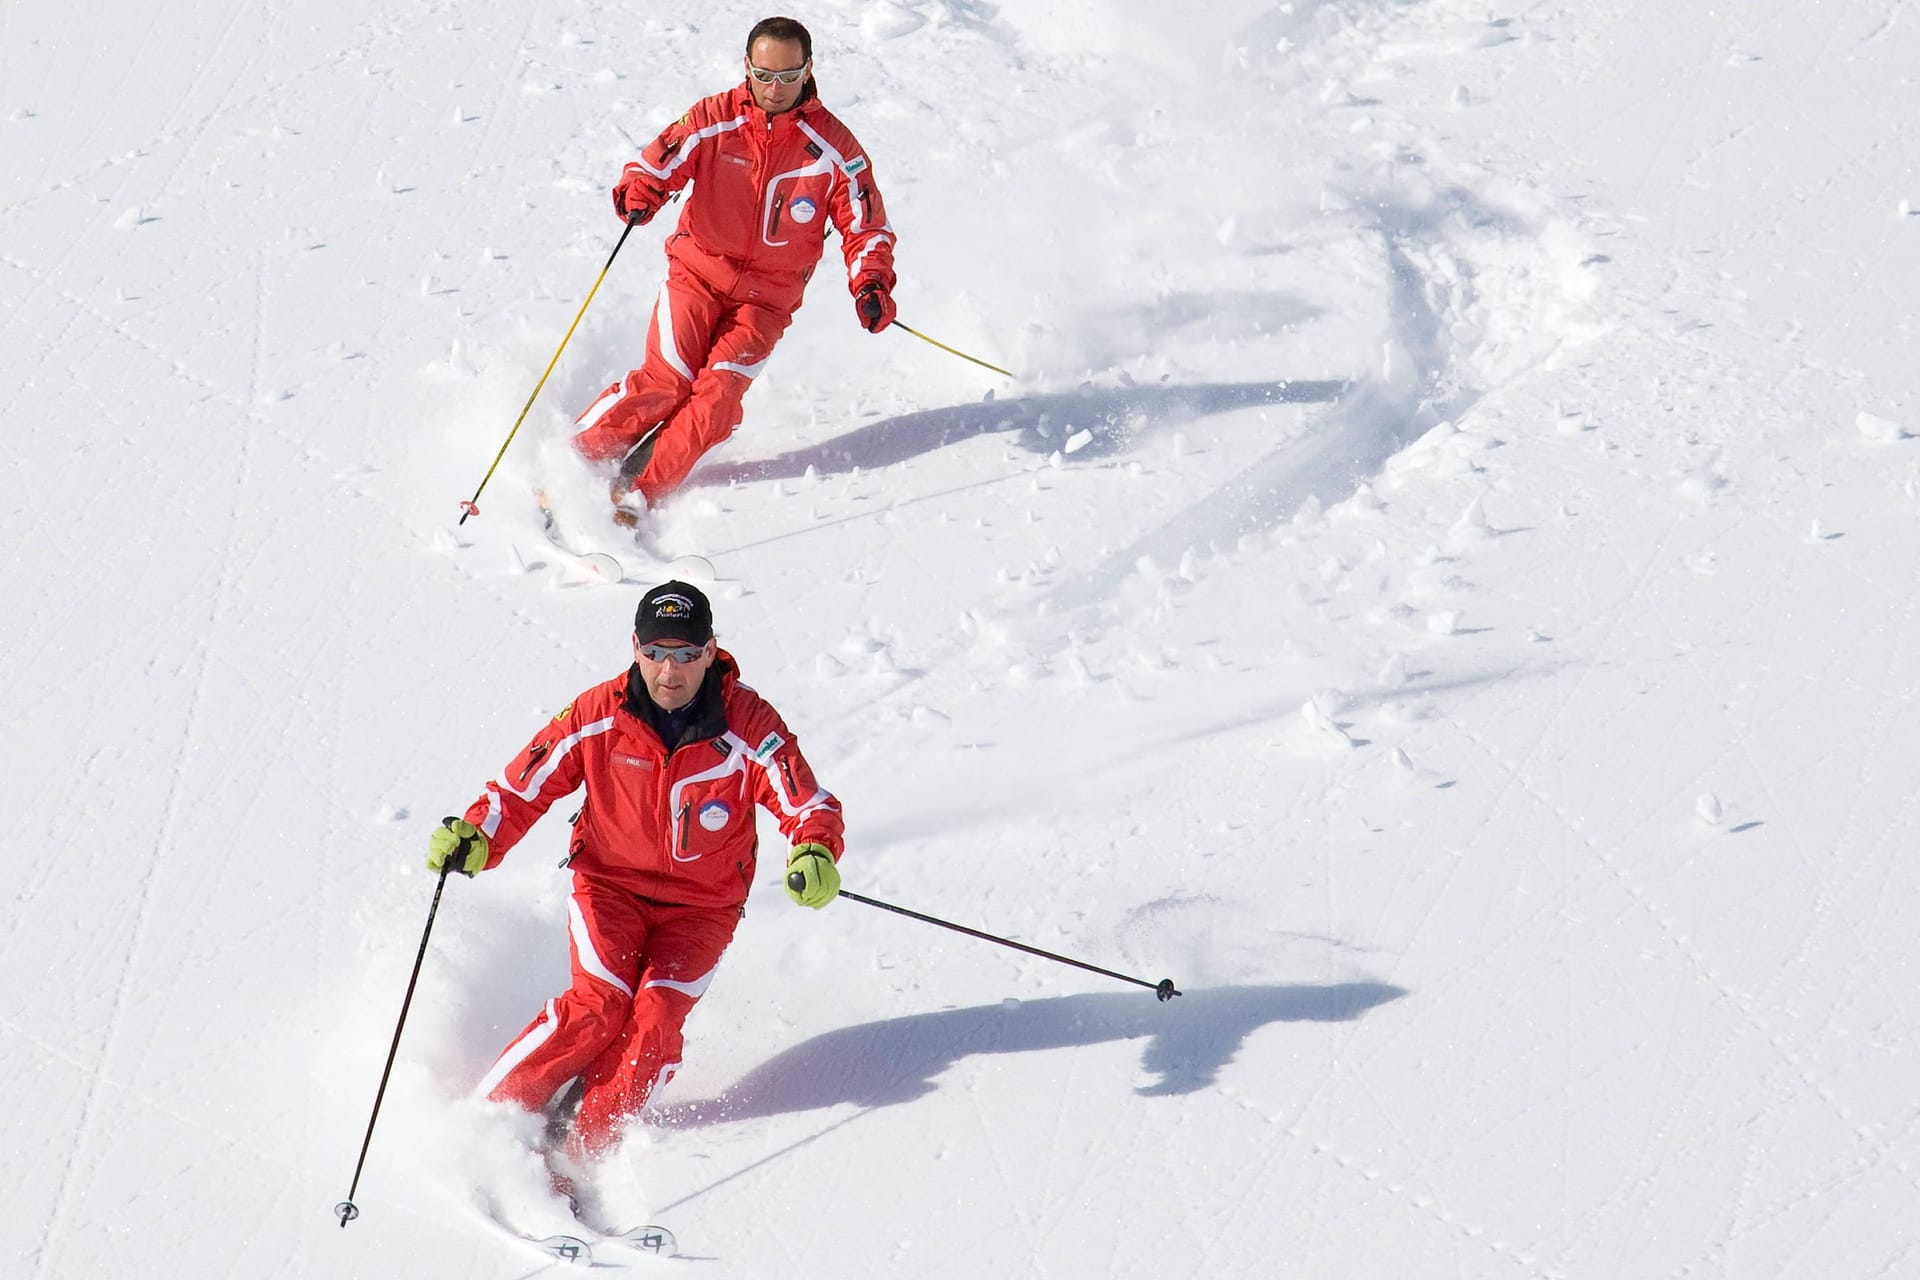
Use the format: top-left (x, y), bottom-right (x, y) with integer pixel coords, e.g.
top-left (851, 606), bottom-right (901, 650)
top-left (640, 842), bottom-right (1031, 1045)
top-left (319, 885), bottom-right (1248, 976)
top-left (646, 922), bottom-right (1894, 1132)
top-left (622, 660), bottom-right (728, 752)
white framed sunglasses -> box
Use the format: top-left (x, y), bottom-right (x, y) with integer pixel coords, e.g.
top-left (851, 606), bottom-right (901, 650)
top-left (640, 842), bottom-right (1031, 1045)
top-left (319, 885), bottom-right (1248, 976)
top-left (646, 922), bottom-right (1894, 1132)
top-left (746, 59), bottom-right (809, 86)
top-left (637, 640), bottom-right (709, 665)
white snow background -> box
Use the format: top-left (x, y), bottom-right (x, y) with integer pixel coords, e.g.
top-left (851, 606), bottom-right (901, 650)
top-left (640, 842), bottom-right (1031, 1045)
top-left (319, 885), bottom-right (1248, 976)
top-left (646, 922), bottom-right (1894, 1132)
top-left (4, 0), bottom-right (1918, 1276)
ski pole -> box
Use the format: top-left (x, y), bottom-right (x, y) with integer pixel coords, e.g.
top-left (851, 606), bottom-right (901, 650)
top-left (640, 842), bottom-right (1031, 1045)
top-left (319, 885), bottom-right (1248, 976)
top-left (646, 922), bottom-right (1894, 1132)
top-left (894, 321), bottom-right (1016, 380)
top-left (457, 218), bottom-right (644, 524)
top-left (798, 876), bottom-right (1180, 1001)
top-left (335, 862), bottom-right (458, 1227)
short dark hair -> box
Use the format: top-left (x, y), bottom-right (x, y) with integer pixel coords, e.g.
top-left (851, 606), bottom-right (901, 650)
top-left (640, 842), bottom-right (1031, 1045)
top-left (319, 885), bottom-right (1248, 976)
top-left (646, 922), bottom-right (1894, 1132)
top-left (746, 16), bottom-right (812, 62)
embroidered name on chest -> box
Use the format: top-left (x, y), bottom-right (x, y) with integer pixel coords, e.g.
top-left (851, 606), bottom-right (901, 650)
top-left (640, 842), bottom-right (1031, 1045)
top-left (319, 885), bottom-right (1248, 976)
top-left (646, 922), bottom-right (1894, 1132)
top-left (615, 754), bottom-right (655, 771)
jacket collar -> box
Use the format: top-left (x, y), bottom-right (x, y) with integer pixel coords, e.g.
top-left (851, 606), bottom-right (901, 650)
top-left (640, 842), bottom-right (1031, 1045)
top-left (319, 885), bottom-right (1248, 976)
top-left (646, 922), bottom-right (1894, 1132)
top-left (621, 649), bottom-right (736, 749)
top-left (732, 77), bottom-right (821, 126)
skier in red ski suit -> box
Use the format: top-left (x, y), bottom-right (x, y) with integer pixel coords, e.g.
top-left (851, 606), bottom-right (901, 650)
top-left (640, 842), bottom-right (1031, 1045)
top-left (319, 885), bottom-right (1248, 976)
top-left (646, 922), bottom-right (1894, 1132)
top-left (427, 580), bottom-right (845, 1163)
top-left (572, 16), bottom-right (898, 512)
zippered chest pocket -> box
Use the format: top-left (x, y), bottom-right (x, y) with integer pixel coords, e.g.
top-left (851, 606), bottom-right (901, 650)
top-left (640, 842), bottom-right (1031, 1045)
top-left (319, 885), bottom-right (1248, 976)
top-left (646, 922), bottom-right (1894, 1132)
top-left (766, 171), bottom-right (831, 244)
top-left (669, 747), bottom-right (751, 862)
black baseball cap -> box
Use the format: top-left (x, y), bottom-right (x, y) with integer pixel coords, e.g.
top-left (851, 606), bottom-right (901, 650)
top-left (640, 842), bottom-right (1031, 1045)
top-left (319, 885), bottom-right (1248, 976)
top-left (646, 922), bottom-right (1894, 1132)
top-left (634, 580), bottom-right (713, 645)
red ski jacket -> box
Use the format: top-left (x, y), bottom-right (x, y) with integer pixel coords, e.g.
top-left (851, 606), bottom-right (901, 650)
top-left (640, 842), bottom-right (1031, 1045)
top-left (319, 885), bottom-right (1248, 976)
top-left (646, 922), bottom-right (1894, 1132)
top-left (620, 80), bottom-right (896, 315)
top-left (463, 651), bottom-right (843, 910)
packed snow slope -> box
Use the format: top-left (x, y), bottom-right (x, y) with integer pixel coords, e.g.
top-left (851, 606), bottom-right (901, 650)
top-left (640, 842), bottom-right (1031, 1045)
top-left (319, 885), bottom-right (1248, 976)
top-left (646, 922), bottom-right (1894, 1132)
top-left (4, 1), bottom-right (1917, 1276)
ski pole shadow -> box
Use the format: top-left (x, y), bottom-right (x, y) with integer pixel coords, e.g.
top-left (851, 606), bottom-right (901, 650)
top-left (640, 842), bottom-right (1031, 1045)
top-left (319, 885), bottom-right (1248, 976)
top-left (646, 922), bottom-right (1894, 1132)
top-left (652, 981), bottom-right (1405, 1126)
top-left (693, 378), bottom-right (1350, 487)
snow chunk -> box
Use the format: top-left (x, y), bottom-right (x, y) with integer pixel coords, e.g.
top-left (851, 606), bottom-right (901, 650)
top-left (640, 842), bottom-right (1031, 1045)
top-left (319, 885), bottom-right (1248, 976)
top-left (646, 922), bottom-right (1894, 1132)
top-left (860, 2), bottom-right (927, 40)
top-left (1553, 402), bottom-right (1593, 433)
top-left (1340, 483), bottom-right (1385, 516)
top-left (1449, 496), bottom-right (1493, 542)
top-left (1673, 462), bottom-right (1727, 503)
top-left (1695, 793), bottom-right (1724, 826)
top-left (424, 339), bottom-right (477, 378)
top-left (1300, 697), bottom-right (1354, 749)
top-left (1855, 411), bottom-right (1909, 442)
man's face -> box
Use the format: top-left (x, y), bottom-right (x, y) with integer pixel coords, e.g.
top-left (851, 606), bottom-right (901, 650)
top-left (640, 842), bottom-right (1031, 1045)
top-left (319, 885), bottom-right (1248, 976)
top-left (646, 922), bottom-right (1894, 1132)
top-left (745, 35), bottom-right (809, 114)
top-left (632, 635), bottom-right (715, 712)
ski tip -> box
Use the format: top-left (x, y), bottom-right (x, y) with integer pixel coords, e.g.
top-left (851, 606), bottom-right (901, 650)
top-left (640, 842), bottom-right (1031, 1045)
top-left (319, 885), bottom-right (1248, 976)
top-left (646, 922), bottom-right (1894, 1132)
top-left (607, 1223), bottom-right (678, 1258)
top-left (661, 554), bottom-right (715, 583)
top-left (527, 1233), bottom-right (597, 1265)
top-left (475, 1192), bottom-right (597, 1265)
top-left (579, 551), bottom-right (626, 582)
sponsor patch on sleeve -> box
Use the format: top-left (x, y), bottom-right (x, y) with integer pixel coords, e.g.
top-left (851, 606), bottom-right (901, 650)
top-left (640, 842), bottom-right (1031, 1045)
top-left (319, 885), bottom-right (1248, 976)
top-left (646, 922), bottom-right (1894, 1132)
top-left (752, 730), bottom-right (787, 762)
top-left (843, 155), bottom-right (868, 176)
top-left (553, 702), bottom-right (575, 723)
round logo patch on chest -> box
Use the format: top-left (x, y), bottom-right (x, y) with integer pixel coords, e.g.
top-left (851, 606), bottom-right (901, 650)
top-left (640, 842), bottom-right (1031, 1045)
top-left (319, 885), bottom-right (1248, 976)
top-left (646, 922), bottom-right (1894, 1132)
top-left (789, 197), bottom-right (818, 225)
top-left (698, 800), bottom-right (732, 831)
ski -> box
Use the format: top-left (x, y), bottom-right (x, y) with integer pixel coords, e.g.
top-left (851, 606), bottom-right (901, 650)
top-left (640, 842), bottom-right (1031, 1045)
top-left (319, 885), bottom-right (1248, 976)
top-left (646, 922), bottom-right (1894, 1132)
top-left (599, 1223), bottom-right (679, 1259)
top-left (488, 1218), bottom-right (678, 1265)
top-left (534, 488), bottom-right (627, 583)
top-left (510, 1229), bottom-right (599, 1266)
top-left (491, 1222), bottom-right (676, 1264)
top-left (545, 1162), bottom-right (677, 1259)
top-left (476, 1192), bottom-right (677, 1264)
top-left (473, 1199), bottom-right (599, 1266)
top-left (534, 487), bottom-right (717, 586)
top-left (606, 496), bottom-right (717, 585)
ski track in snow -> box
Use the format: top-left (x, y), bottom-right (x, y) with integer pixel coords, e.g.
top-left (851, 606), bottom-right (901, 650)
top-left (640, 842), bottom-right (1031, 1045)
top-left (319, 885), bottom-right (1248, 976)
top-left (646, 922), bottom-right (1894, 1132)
top-left (2, 0), bottom-right (1918, 1276)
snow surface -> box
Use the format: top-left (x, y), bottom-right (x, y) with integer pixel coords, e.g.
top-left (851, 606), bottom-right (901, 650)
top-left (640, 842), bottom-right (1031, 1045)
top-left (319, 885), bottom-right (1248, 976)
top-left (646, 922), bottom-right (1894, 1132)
top-left (4, 1), bottom-right (1918, 1276)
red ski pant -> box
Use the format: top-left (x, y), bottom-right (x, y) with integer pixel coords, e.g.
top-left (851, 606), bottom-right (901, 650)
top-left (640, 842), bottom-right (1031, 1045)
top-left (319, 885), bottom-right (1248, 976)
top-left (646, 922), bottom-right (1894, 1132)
top-left (572, 258), bottom-right (792, 506)
top-left (478, 874), bottom-right (739, 1157)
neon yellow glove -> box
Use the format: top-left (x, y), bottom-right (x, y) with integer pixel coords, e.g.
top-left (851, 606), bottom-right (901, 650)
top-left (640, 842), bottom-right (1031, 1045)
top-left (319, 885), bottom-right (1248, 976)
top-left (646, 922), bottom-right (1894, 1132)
top-left (427, 817), bottom-right (489, 876)
top-left (784, 843), bottom-right (840, 908)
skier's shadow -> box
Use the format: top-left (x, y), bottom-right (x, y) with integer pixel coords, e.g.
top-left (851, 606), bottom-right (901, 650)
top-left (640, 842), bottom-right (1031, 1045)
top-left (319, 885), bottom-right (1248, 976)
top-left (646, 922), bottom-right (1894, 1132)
top-left (654, 982), bottom-right (1405, 1125)
top-left (696, 379), bottom-right (1350, 486)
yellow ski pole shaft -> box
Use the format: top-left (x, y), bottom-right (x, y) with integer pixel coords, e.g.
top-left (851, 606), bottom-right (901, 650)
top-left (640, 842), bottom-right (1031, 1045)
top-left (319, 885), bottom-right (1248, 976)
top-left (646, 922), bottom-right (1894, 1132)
top-left (893, 320), bottom-right (1015, 380)
top-left (458, 218), bottom-right (644, 524)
